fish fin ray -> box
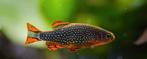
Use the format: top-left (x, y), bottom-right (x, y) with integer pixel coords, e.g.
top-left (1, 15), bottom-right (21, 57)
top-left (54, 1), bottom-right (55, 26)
top-left (27, 23), bottom-right (41, 33)
top-left (67, 45), bottom-right (80, 52)
top-left (51, 20), bottom-right (70, 29)
top-left (25, 37), bottom-right (39, 44)
top-left (68, 48), bottom-right (79, 52)
top-left (46, 41), bottom-right (64, 51)
top-left (25, 23), bottom-right (41, 45)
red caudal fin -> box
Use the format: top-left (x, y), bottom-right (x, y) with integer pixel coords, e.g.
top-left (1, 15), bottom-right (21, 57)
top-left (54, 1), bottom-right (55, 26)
top-left (25, 23), bottom-right (41, 45)
top-left (25, 37), bottom-right (39, 44)
top-left (27, 23), bottom-right (41, 33)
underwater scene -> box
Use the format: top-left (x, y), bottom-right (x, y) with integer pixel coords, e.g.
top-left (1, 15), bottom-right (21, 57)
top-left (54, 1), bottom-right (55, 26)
top-left (0, 0), bottom-right (147, 59)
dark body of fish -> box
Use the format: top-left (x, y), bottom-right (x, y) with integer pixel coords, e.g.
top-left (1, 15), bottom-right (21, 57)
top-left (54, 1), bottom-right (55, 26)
top-left (25, 21), bottom-right (115, 52)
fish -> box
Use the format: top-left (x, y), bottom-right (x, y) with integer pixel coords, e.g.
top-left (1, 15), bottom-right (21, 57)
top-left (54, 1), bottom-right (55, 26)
top-left (135, 28), bottom-right (147, 45)
top-left (25, 20), bottom-right (115, 52)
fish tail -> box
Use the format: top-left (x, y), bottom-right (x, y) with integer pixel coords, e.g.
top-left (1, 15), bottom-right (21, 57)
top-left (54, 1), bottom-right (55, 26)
top-left (25, 23), bottom-right (41, 45)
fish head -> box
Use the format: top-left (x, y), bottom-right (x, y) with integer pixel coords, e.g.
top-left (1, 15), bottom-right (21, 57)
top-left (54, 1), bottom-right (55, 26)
top-left (90, 30), bottom-right (115, 47)
top-left (95, 30), bottom-right (115, 44)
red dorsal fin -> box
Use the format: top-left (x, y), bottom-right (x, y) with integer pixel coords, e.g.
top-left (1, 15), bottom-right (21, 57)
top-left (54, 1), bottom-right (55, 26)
top-left (52, 20), bottom-right (70, 28)
top-left (27, 23), bottom-right (41, 33)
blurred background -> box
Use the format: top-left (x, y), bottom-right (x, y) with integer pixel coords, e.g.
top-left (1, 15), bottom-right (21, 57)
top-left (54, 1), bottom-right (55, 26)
top-left (0, 0), bottom-right (147, 59)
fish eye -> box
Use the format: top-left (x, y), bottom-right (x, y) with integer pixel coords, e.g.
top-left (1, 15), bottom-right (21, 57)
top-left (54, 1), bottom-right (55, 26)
top-left (106, 34), bottom-right (112, 39)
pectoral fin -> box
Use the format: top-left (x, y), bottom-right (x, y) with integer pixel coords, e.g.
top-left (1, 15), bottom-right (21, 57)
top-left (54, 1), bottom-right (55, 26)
top-left (68, 48), bottom-right (79, 52)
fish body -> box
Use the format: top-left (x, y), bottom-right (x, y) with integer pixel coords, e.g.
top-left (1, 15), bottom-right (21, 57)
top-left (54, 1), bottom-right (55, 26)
top-left (25, 20), bottom-right (115, 52)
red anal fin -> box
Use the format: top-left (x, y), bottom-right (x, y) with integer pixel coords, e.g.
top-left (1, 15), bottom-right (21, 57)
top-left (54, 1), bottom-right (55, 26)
top-left (27, 23), bottom-right (41, 33)
top-left (25, 37), bottom-right (38, 44)
top-left (46, 41), bottom-right (64, 51)
top-left (52, 20), bottom-right (70, 28)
